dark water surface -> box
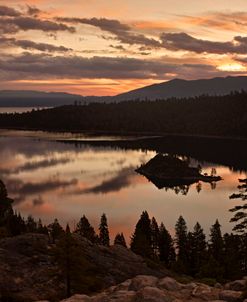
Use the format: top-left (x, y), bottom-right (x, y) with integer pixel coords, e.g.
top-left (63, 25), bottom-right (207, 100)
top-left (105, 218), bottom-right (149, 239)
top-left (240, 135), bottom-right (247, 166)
top-left (0, 129), bottom-right (246, 242)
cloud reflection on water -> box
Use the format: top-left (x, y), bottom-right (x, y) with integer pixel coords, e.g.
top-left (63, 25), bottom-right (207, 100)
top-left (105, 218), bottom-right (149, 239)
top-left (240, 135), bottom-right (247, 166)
top-left (0, 133), bottom-right (246, 243)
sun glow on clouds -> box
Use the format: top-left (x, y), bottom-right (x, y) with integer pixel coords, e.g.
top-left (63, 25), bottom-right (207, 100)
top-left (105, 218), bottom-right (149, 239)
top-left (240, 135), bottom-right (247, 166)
top-left (217, 63), bottom-right (246, 72)
top-left (5, 79), bottom-right (161, 95)
top-left (1, 1), bottom-right (247, 94)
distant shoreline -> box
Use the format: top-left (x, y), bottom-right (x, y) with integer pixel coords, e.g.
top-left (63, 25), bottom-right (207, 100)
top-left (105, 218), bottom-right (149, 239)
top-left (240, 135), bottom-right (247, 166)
top-left (1, 92), bottom-right (247, 142)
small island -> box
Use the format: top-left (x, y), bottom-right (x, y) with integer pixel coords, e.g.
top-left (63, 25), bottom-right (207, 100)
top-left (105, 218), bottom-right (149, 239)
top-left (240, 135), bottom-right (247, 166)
top-left (136, 154), bottom-right (222, 189)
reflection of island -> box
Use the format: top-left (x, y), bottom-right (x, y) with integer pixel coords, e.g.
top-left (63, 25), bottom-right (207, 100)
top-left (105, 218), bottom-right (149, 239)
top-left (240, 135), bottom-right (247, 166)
top-left (136, 154), bottom-right (222, 193)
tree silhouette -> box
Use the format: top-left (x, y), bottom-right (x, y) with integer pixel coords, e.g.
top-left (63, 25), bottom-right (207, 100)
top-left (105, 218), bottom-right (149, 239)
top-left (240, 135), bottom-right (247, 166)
top-left (26, 215), bottom-right (37, 233)
top-left (75, 215), bottom-right (97, 243)
top-left (223, 233), bottom-right (242, 279)
top-left (150, 217), bottom-right (160, 259)
top-left (0, 180), bottom-right (13, 227)
top-left (229, 178), bottom-right (247, 234)
top-left (158, 222), bottom-right (175, 267)
top-left (99, 213), bottom-right (110, 246)
top-left (188, 222), bottom-right (207, 276)
top-left (175, 215), bottom-right (189, 273)
top-left (130, 211), bottom-right (152, 258)
top-left (209, 219), bottom-right (224, 262)
top-left (48, 218), bottom-right (64, 243)
top-left (55, 224), bottom-right (90, 297)
top-left (114, 232), bottom-right (127, 247)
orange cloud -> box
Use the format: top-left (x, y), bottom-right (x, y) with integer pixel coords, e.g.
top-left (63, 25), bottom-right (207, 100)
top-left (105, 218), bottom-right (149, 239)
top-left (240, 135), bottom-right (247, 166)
top-left (132, 20), bottom-right (176, 33)
top-left (3, 78), bottom-right (160, 95)
top-left (181, 12), bottom-right (247, 33)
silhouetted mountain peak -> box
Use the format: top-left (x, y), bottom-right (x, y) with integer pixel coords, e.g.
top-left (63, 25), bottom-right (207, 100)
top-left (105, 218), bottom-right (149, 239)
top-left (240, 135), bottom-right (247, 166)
top-left (1, 76), bottom-right (247, 107)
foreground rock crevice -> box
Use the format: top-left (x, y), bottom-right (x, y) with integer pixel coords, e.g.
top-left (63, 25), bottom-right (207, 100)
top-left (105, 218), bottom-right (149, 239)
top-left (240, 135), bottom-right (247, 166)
top-left (58, 275), bottom-right (247, 302)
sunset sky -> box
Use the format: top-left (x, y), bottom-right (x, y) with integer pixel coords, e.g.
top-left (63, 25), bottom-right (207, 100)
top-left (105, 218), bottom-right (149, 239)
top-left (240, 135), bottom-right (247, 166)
top-left (1, 0), bottom-right (247, 95)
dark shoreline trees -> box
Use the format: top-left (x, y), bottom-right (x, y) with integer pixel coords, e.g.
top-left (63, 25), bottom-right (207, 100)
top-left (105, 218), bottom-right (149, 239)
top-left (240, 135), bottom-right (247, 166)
top-left (0, 91), bottom-right (247, 138)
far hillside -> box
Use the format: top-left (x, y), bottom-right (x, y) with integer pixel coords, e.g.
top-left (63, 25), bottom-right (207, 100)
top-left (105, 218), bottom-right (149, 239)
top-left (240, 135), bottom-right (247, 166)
top-left (114, 76), bottom-right (247, 101)
top-left (0, 90), bottom-right (83, 107)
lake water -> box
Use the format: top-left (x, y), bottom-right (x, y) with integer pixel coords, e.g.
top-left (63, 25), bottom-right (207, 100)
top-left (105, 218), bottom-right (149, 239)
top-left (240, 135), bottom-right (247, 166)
top-left (0, 129), bottom-right (246, 243)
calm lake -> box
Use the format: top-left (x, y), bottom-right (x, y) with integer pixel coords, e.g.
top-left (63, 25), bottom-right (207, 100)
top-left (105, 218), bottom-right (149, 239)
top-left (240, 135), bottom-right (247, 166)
top-left (0, 129), bottom-right (246, 243)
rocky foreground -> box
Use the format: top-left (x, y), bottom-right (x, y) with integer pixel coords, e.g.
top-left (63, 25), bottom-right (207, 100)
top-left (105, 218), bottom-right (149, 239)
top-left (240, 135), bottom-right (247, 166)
top-left (0, 233), bottom-right (168, 301)
top-left (0, 233), bottom-right (246, 302)
top-left (57, 275), bottom-right (247, 302)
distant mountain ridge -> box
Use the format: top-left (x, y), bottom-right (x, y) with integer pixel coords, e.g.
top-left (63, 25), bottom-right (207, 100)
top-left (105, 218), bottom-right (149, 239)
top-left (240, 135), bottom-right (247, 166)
top-left (1, 76), bottom-right (247, 107)
top-left (115, 76), bottom-right (247, 101)
top-left (0, 90), bottom-right (83, 107)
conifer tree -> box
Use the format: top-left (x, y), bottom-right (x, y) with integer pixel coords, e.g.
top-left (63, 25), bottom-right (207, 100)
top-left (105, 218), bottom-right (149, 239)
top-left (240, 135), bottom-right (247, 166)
top-left (175, 215), bottom-right (189, 273)
top-left (37, 218), bottom-right (43, 232)
top-left (0, 181), bottom-right (26, 237)
top-left (48, 218), bottom-right (64, 243)
top-left (6, 210), bottom-right (25, 236)
top-left (151, 217), bottom-right (160, 259)
top-left (99, 213), bottom-right (110, 246)
top-left (229, 179), bottom-right (247, 234)
top-left (130, 211), bottom-right (152, 258)
top-left (37, 218), bottom-right (48, 235)
top-left (240, 234), bottom-right (247, 275)
top-left (0, 180), bottom-right (7, 200)
top-left (75, 215), bottom-right (97, 243)
top-left (0, 180), bottom-right (13, 227)
top-left (187, 231), bottom-right (194, 275)
top-left (188, 222), bottom-right (207, 276)
top-left (223, 233), bottom-right (242, 279)
top-left (55, 224), bottom-right (90, 297)
top-left (55, 224), bottom-right (103, 298)
top-left (26, 215), bottom-right (37, 232)
top-left (114, 232), bottom-right (127, 247)
top-left (199, 254), bottom-right (224, 280)
top-left (209, 219), bottom-right (224, 262)
top-left (158, 222), bottom-right (175, 267)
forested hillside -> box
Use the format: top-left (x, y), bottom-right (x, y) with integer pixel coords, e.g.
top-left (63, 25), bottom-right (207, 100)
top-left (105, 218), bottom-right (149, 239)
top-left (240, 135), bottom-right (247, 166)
top-left (0, 91), bottom-right (247, 138)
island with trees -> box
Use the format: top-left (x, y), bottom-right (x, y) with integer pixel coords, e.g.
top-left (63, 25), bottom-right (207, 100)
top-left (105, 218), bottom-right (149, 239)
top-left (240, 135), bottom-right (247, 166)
top-left (136, 154), bottom-right (221, 189)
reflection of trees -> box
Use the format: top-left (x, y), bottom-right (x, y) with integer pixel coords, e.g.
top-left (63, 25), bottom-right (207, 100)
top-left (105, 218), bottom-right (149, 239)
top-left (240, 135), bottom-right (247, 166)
top-left (210, 182), bottom-right (217, 190)
top-left (196, 182), bottom-right (202, 193)
top-left (164, 185), bottom-right (190, 195)
top-left (165, 180), bottom-right (217, 195)
top-left (229, 179), bottom-right (247, 234)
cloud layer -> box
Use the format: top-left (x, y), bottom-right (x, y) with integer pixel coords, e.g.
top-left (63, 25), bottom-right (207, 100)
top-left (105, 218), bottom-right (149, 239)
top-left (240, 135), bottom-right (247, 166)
top-left (160, 32), bottom-right (247, 54)
top-left (0, 3), bottom-right (247, 94)
top-left (0, 52), bottom-right (226, 81)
